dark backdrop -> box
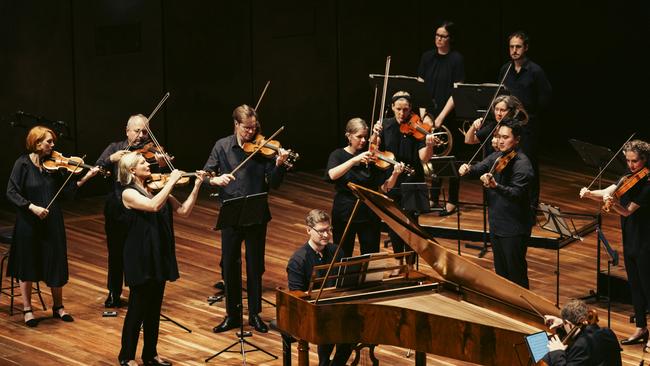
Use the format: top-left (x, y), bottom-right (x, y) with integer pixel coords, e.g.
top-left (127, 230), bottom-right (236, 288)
top-left (1, 0), bottom-right (649, 205)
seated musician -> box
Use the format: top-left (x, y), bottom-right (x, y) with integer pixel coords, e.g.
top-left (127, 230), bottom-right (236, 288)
top-left (542, 299), bottom-right (621, 365)
top-left (286, 209), bottom-right (352, 366)
top-left (458, 118), bottom-right (534, 288)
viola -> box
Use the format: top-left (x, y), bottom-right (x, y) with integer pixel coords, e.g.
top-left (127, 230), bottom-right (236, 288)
top-left (399, 113), bottom-right (432, 140)
top-left (43, 151), bottom-right (110, 177)
top-left (131, 141), bottom-right (174, 168)
top-left (145, 172), bottom-right (209, 191)
top-left (603, 166), bottom-right (649, 212)
top-left (242, 134), bottom-right (300, 169)
top-left (368, 144), bottom-right (415, 176)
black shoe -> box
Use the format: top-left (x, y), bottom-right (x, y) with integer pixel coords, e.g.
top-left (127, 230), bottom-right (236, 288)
top-left (213, 281), bottom-right (225, 291)
top-left (212, 316), bottom-right (240, 333)
top-left (621, 329), bottom-right (649, 345)
top-left (249, 314), bottom-right (268, 333)
top-left (118, 360), bottom-right (132, 366)
top-left (23, 309), bottom-right (38, 328)
top-left (52, 305), bottom-right (74, 322)
top-left (143, 356), bottom-right (172, 366)
top-left (105, 292), bottom-right (124, 308)
top-left (438, 206), bottom-right (458, 217)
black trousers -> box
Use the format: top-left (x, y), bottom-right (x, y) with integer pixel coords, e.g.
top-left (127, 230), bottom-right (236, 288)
top-left (624, 250), bottom-right (650, 328)
top-left (105, 195), bottom-right (127, 294)
top-left (221, 224), bottom-right (267, 316)
top-left (119, 280), bottom-right (165, 361)
top-left (490, 233), bottom-right (529, 289)
top-left (333, 218), bottom-right (381, 257)
top-left (317, 343), bottom-right (353, 366)
top-left (430, 176), bottom-right (460, 206)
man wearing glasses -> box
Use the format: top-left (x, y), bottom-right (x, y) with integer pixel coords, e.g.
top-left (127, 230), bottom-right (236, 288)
top-left (204, 104), bottom-right (289, 334)
top-left (286, 209), bottom-right (351, 366)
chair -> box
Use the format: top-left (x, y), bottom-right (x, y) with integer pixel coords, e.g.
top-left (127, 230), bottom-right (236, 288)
top-left (0, 229), bottom-right (47, 315)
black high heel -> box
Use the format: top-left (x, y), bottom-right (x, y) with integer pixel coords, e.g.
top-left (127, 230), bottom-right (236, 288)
top-left (621, 328), bottom-right (649, 345)
top-left (23, 309), bottom-right (37, 327)
top-left (52, 305), bottom-right (74, 322)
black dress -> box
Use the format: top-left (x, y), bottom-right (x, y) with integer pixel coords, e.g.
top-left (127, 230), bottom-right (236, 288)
top-left (6, 154), bottom-right (74, 287)
top-left (121, 185), bottom-right (179, 287)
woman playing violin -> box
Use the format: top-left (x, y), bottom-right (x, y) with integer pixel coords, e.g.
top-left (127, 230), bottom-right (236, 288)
top-left (541, 299), bottom-right (621, 365)
top-left (6, 126), bottom-right (101, 327)
top-left (580, 139), bottom-right (650, 348)
top-left (326, 118), bottom-right (404, 257)
top-left (117, 152), bottom-right (206, 366)
top-left (459, 119), bottom-right (534, 288)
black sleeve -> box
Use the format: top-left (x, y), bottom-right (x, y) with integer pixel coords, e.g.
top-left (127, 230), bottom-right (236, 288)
top-left (493, 160), bottom-right (531, 200)
top-left (266, 159), bottom-right (286, 190)
top-left (325, 149), bottom-right (343, 182)
top-left (417, 53), bottom-right (427, 79)
top-left (95, 142), bottom-right (119, 168)
top-left (202, 142), bottom-right (221, 174)
top-left (287, 256), bottom-right (307, 291)
top-left (468, 153), bottom-right (497, 178)
top-left (6, 158), bottom-right (30, 209)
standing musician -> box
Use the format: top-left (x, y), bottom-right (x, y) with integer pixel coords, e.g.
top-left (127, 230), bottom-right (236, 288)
top-left (86, 114), bottom-right (151, 308)
top-left (204, 104), bottom-right (289, 334)
top-left (286, 209), bottom-right (352, 366)
top-left (326, 117), bottom-right (404, 257)
top-left (464, 95), bottom-right (529, 157)
top-left (458, 118), bottom-right (534, 288)
top-left (372, 91), bottom-right (438, 267)
top-left (417, 20), bottom-right (465, 216)
top-left (116, 152), bottom-right (206, 366)
top-left (542, 299), bottom-right (621, 365)
top-left (579, 139), bottom-right (650, 348)
top-left (6, 126), bottom-right (100, 327)
top-left (498, 31), bottom-right (552, 210)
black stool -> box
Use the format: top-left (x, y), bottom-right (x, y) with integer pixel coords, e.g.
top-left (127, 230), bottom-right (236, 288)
top-left (0, 230), bottom-right (47, 315)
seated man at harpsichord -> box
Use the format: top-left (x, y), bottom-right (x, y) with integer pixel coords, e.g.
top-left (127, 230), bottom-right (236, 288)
top-left (286, 209), bottom-right (352, 366)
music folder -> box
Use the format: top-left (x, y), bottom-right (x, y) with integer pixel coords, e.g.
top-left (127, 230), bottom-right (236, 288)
top-left (214, 192), bottom-right (269, 230)
top-left (524, 331), bottom-right (549, 363)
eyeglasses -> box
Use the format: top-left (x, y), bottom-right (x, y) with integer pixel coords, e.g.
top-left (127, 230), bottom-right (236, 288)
top-left (435, 33), bottom-right (449, 40)
top-left (310, 226), bottom-right (332, 236)
top-left (238, 124), bottom-right (257, 132)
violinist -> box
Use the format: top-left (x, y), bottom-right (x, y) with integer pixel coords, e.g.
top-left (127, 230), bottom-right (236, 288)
top-left (6, 126), bottom-right (101, 327)
top-left (204, 104), bottom-right (289, 334)
top-left (542, 299), bottom-right (621, 365)
top-left (372, 91), bottom-right (437, 267)
top-left (116, 152), bottom-right (206, 366)
top-left (326, 118), bottom-right (404, 257)
top-left (580, 139), bottom-right (650, 348)
top-left (417, 20), bottom-right (465, 216)
top-left (458, 118), bottom-right (534, 288)
top-left (88, 114), bottom-right (150, 308)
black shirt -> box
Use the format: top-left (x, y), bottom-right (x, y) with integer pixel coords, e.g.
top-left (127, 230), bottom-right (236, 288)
top-left (325, 148), bottom-right (388, 223)
top-left (619, 177), bottom-right (650, 257)
top-left (95, 139), bottom-right (129, 197)
top-left (286, 242), bottom-right (343, 291)
top-left (474, 119), bottom-right (498, 158)
top-left (467, 150), bottom-right (534, 236)
top-left (203, 134), bottom-right (286, 220)
top-left (498, 59), bottom-right (552, 118)
top-left (378, 117), bottom-right (426, 184)
top-left (544, 324), bottom-right (622, 366)
top-left (417, 49), bottom-right (465, 115)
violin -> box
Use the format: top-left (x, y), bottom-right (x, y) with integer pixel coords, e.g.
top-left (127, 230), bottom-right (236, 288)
top-left (145, 172), bottom-right (195, 191)
top-left (131, 141), bottom-right (174, 168)
top-left (603, 166), bottom-right (650, 212)
top-left (242, 134), bottom-right (300, 169)
top-left (489, 150), bottom-right (517, 174)
top-left (43, 151), bottom-right (110, 177)
top-left (369, 147), bottom-right (415, 176)
top-left (399, 113), bottom-right (432, 140)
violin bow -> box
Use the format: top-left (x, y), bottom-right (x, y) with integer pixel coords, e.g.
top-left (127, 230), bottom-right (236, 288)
top-left (519, 294), bottom-right (546, 321)
top-left (254, 80), bottom-right (271, 111)
top-left (139, 92), bottom-right (175, 170)
top-left (369, 56), bottom-right (391, 154)
top-left (230, 126), bottom-right (285, 175)
top-left (585, 132), bottom-right (636, 190)
top-left (465, 62), bottom-right (512, 166)
top-left (45, 154), bottom-right (86, 210)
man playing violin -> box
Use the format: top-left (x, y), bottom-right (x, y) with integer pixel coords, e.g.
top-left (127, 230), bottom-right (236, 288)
top-left (372, 91), bottom-right (438, 268)
top-left (580, 139), bottom-right (650, 348)
top-left (542, 299), bottom-right (621, 365)
top-left (88, 114), bottom-right (150, 308)
top-left (204, 104), bottom-right (289, 334)
top-left (458, 118), bottom-right (534, 288)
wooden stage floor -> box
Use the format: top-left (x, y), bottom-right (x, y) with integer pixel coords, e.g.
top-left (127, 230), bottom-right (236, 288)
top-left (0, 159), bottom-right (646, 365)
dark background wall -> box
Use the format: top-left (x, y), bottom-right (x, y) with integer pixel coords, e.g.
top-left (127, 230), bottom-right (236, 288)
top-left (1, 0), bottom-right (649, 204)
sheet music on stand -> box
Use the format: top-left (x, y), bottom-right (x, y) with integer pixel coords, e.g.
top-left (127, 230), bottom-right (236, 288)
top-left (424, 155), bottom-right (458, 180)
top-left (452, 83), bottom-right (510, 121)
top-left (214, 192), bottom-right (269, 230)
top-left (368, 74), bottom-right (435, 112)
top-left (538, 203), bottom-right (583, 241)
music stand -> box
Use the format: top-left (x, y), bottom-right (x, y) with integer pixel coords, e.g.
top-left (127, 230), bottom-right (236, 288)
top-left (452, 83), bottom-right (510, 121)
top-left (368, 74), bottom-right (435, 114)
top-left (206, 192), bottom-right (277, 364)
top-left (569, 138), bottom-right (626, 302)
top-left (596, 226), bottom-right (619, 328)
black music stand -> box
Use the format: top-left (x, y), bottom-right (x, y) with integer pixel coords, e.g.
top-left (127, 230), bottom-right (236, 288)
top-left (453, 83), bottom-right (509, 121)
top-left (569, 138), bottom-right (626, 302)
top-left (596, 226), bottom-right (619, 328)
top-left (206, 192), bottom-right (277, 364)
top-left (368, 74), bottom-right (435, 115)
